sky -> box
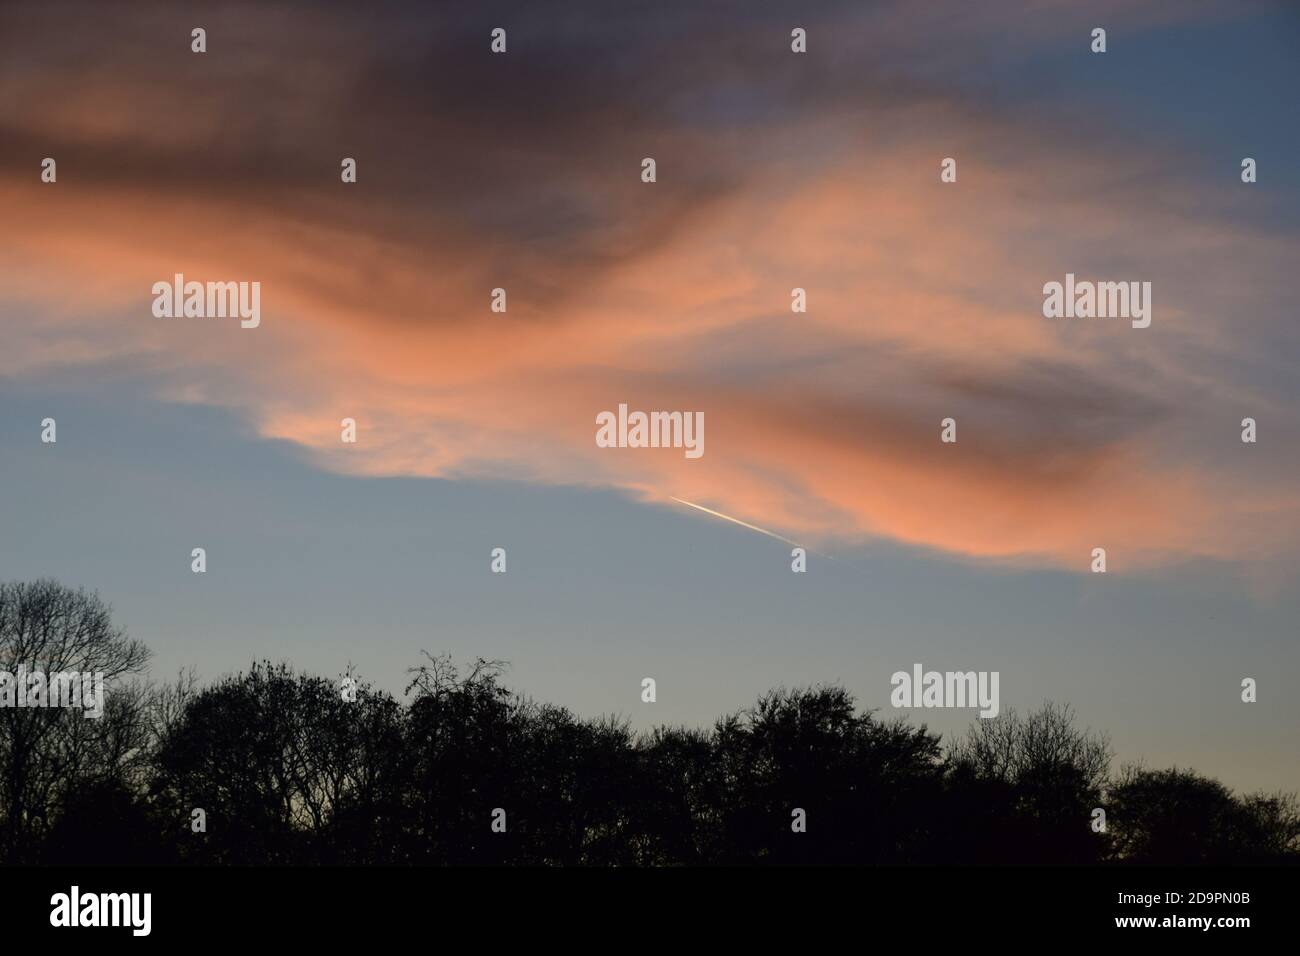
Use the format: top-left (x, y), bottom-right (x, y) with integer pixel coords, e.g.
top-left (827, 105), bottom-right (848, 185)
top-left (1, 0), bottom-right (1298, 792)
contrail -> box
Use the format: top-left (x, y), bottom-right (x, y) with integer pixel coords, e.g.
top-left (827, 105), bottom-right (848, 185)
top-left (669, 496), bottom-right (805, 549)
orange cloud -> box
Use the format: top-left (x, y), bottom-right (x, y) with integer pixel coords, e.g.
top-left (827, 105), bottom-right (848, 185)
top-left (2, 3), bottom-right (1296, 570)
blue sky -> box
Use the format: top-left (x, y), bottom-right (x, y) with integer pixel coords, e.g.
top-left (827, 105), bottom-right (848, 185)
top-left (3, 374), bottom-right (1296, 791)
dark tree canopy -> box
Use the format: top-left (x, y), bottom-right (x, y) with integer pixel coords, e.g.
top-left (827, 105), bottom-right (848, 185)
top-left (1, 581), bottom-right (1296, 866)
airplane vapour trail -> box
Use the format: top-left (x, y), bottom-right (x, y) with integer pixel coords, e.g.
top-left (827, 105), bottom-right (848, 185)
top-left (669, 496), bottom-right (806, 549)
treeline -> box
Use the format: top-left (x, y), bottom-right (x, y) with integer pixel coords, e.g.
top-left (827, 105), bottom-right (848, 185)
top-left (2, 580), bottom-right (1298, 866)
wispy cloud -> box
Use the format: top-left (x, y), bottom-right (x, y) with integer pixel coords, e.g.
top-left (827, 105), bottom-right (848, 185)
top-left (2, 0), bottom-right (1296, 570)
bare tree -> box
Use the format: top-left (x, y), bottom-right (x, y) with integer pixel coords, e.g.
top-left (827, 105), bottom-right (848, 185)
top-left (404, 651), bottom-right (508, 698)
top-left (949, 702), bottom-right (1111, 793)
top-left (0, 579), bottom-right (151, 861)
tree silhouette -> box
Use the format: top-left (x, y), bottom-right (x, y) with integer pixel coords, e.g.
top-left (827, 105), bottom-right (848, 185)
top-left (945, 703), bottom-right (1112, 863)
top-left (1, 580), bottom-right (1296, 866)
top-left (1108, 766), bottom-right (1300, 864)
top-left (699, 686), bottom-right (946, 864)
top-left (0, 579), bottom-right (151, 862)
top-left (150, 661), bottom-right (405, 863)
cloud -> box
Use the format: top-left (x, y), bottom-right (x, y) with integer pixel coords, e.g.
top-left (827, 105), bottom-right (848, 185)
top-left (1, 0), bottom-right (1296, 569)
